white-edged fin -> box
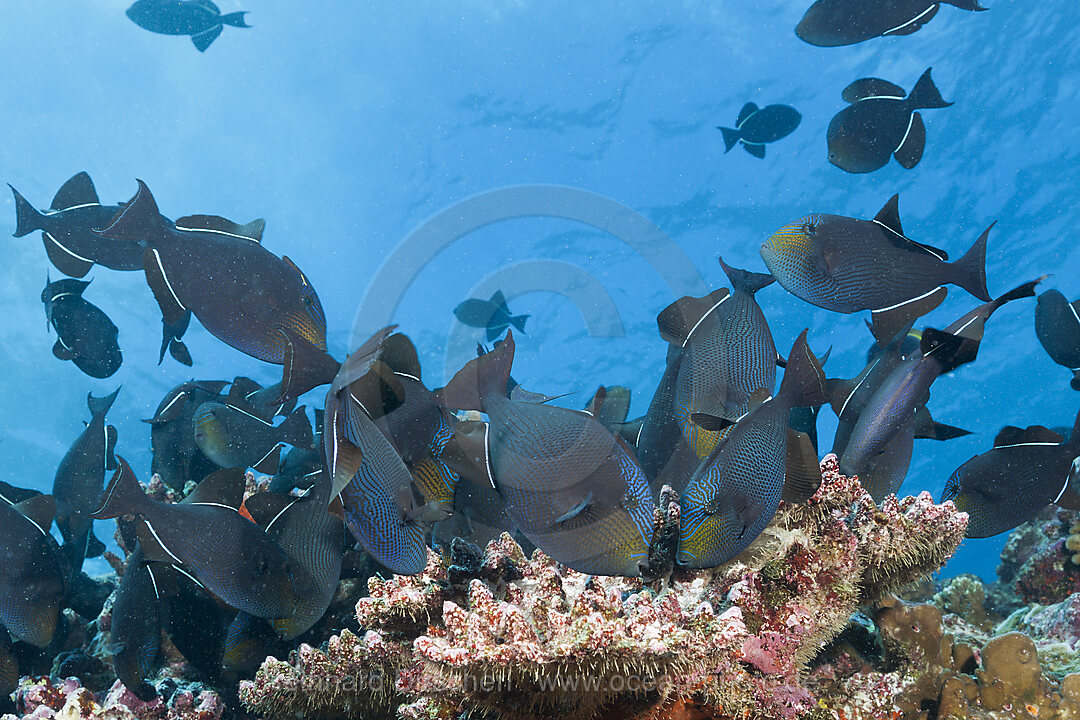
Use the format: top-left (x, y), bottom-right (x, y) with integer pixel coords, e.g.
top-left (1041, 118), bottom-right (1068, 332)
top-left (188, 501), bottom-right (246, 510)
top-left (146, 564), bottom-right (162, 600)
top-left (43, 232), bottom-right (93, 264)
top-left (171, 564), bottom-right (205, 589)
top-left (136, 519), bottom-right (185, 566)
top-left (483, 423), bottom-right (495, 489)
top-left (872, 286), bottom-right (947, 314)
top-left (224, 403), bottom-right (274, 427)
top-left (682, 295), bottom-right (731, 347)
top-left (838, 360), bottom-right (878, 418)
top-left (881, 4), bottom-right (939, 35)
top-left (555, 493), bottom-right (593, 525)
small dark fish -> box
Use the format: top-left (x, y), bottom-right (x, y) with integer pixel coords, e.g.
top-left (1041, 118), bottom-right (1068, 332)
top-left (108, 544), bottom-right (162, 701)
top-left (678, 330), bottom-right (827, 569)
top-left (41, 275), bottom-right (122, 379)
top-left (827, 68), bottom-right (952, 173)
top-left (718, 103), bottom-right (801, 158)
top-left (242, 474), bottom-right (344, 640)
top-left (1035, 290), bottom-right (1080, 391)
top-left (192, 402), bottom-right (312, 471)
top-left (92, 459), bottom-right (298, 619)
top-left (942, 411), bottom-right (1080, 538)
top-left (796, 0), bottom-right (985, 47)
top-left (840, 280), bottom-right (1042, 481)
top-left (658, 259), bottom-right (779, 460)
top-left (98, 180), bottom-right (339, 404)
top-left (126, 0), bottom-right (250, 52)
top-left (53, 388), bottom-right (119, 572)
top-left (440, 331), bottom-right (655, 577)
top-left (454, 290), bottom-right (529, 342)
top-left (762, 194), bottom-right (989, 321)
top-left (0, 491), bottom-right (65, 648)
top-left (144, 380), bottom-right (229, 491)
top-left (323, 328), bottom-right (427, 574)
top-left (10, 173), bottom-right (170, 278)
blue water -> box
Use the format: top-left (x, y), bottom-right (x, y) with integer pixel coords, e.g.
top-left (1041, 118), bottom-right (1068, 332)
top-left (2, 1), bottom-right (1078, 582)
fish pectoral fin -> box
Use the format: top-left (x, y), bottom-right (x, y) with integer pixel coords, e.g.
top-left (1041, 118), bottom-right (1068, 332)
top-left (993, 424), bottom-right (1064, 448)
top-left (142, 248), bottom-right (188, 326)
top-left (553, 492), bottom-right (593, 526)
top-left (52, 338), bottom-right (77, 361)
top-left (191, 24), bottom-right (223, 52)
top-left (690, 413), bottom-right (734, 432)
top-left (742, 142), bottom-right (766, 159)
top-left (175, 214), bottom-right (264, 243)
top-left (841, 77), bottom-right (907, 103)
top-left (42, 232), bottom-right (94, 278)
top-left (870, 287), bottom-right (947, 347)
top-left (51, 172), bottom-right (100, 210)
top-left (783, 429), bottom-right (822, 504)
top-left (251, 444), bottom-right (284, 475)
top-left (881, 4), bottom-right (938, 36)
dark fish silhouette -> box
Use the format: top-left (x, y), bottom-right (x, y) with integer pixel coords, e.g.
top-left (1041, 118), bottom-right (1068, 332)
top-left (10, 173), bottom-right (169, 278)
top-left (659, 259), bottom-right (779, 460)
top-left (1035, 290), bottom-right (1080, 391)
top-left (0, 491), bottom-right (65, 648)
top-left (144, 380), bottom-right (229, 491)
top-left (440, 331), bottom-right (655, 577)
top-left (53, 389), bottom-right (119, 572)
top-left (718, 103), bottom-right (801, 158)
top-left (41, 275), bottom-right (122, 379)
top-left (270, 408), bottom-right (325, 495)
top-left (108, 544), bottom-right (162, 701)
top-left (454, 290), bottom-right (529, 342)
top-left (840, 280), bottom-right (1042, 482)
top-left (92, 459), bottom-right (298, 619)
top-left (323, 328), bottom-right (427, 574)
top-left (192, 401), bottom-right (312, 471)
top-left (126, 0), bottom-right (250, 52)
top-left (796, 0), bottom-right (985, 47)
top-left (827, 68), bottom-right (952, 173)
top-left (762, 195), bottom-right (989, 328)
top-left (942, 411), bottom-right (1080, 538)
top-left (635, 346), bottom-right (685, 485)
top-left (678, 331), bottom-right (827, 569)
top-left (99, 180), bottom-right (338, 404)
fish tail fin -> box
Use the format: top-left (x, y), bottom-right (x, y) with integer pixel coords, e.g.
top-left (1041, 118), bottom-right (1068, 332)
top-left (778, 329), bottom-right (828, 408)
top-left (279, 406), bottom-right (315, 449)
top-left (220, 11), bottom-right (250, 27)
top-left (97, 180), bottom-right (168, 242)
top-left (950, 222), bottom-right (992, 302)
top-left (91, 457), bottom-right (147, 520)
top-left (9, 185), bottom-right (45, 237)
top-left (1072, 370), bottom-right (1080, 392)
top-left (509, 314), bottom-right (529, 333)
top-left (718, 127), bottom-right (741, 152)
top-left (159, 311), bottom-right (192, 366)
top-left (718, 256), bottom-right (775, 294)
top-left (88, 387), bottom-right (120, 419)
top-left (908, 67), bottom-right (952, 110)
top-left (1068, 408), bottom-right (1080, 452)
top-left (440, 329), bottom-right (515, 411)
top-left (276, 328), bottom-right (341, 405)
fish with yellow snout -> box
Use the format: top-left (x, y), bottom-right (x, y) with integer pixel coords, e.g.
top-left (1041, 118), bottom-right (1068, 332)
top-left (943, 410), bottom-right (1080, 539)
top-left (678, 330), bottom-right (828, 569)
top-left (439, 330), bottom-right (656, 577)
top-left (92, 457), bottom-right (298, 620)
top-left (96, 180), bottom-right (339, 405)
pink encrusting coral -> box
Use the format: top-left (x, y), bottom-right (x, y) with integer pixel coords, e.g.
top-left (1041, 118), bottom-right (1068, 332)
top-left (5, 676), bottom-right (223, 720)
top-left (239, 456), bottom-right (970, 720)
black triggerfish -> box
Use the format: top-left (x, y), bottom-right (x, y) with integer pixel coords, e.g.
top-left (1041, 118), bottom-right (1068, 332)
top-left (42, 275), bottom-right (122, 379)
top-left (0, 490), bottom-right (65, 648)
top-left (126, 0), bottom-right (250, 52)
top-left (796, 0), bottom-right (986, 47)
top-left (1035, 290), bottom-right (1080, 391)
top-left (718, 103), bottom-right (801, 158)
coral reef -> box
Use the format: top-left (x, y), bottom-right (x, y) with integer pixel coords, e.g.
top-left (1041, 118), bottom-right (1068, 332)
top-left (240, 456), bottom-right (969, 720)
top-left (5, 676), bottom-right (223, 720)
top-left (999, 506), bottom-right (1080, 605)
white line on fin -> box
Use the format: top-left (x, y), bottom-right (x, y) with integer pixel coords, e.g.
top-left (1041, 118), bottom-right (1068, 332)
top-left (894, 113), bottom-right (916, 155)
top-left (682, 295), bottom-right (731, 347)
top-left (143, 519), bottom-right (184, 565)
top-left (150, 249), bottom-right (187, 313)
top-left (44, 231), bottom-right (94, 264)
top-left (872, 286), bottom-right (945, 314)
top-left (881, 4), bottom-right (938, 36)
top-left (224, 403), bottom-right (274, 427)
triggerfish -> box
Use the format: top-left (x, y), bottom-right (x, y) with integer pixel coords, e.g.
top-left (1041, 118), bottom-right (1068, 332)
top-left (454, 290), bottom-right (529, 341)
top-left (0, 490), bottom-right (65, 648)
top-left (126, 0), bottom-right (250, 52)
top-left (762, 194), bottom-right (989, 337)
top-left (942, 410), bottom-right (1080, 538)
top-left (97, 180), bottom-right (339, 404)
top-left (10, 172), bottom-right (170, 278)
top-left (796, 0), bottom-right (985, 47)
top-left (92, 458), bottom-right (298, 619)
top-left (678, 330), bottom-right (828, 569)
top-left (143, 380), bottom-right (229, 491)
top-left (440, 330), bottom-right (656, 577)
top-left (717, 103), bottom-right (801, 158)
top-left (52, 388), bottom-right (119, 572)
top-left (826, 68), bottom-right (952, 173)
top-left (42, 275), bottom-right (122, 379)
top-left (1035, 290), bottom-right (1080, 391)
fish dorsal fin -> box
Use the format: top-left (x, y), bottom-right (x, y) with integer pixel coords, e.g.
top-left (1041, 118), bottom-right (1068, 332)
top-left (144, 389), bottom-right (190, 424)
top-left (185, 467), bottom-right (246, 509)
top-left (871, 195), bottom-right (949, 261)
top-left (736, 102), bottom-right (759, 128)
top-left (842, 78), bottom-right (907, 103)
top-left (656, 288), bottom-right (730, 346)
top-left (192, 0), bottom-right (221, 14)
top-left (583, 386), bottom-right (606, 416)
top-left (380, 333), bottom-right (423, 380)
top-left (596, 385), bottom-right (632, 427)
top-left (873, 195), bottom-right (905, 237)
top-left (242, 492), bottom-right (297, 533)
top-left (911, 405), bottom-right (970, 441)
top-left (347, 360), bottom-right (406, 421)
top-left (175, 215), bottom-right (265, 243)
top-left (489, 289), bottom-right (509, 313)
top-left (51, 172), bottom-right (99, 210)
top-left (783, 429), bottom-right (821, 503)
top-left (993, 425), bottom-right (1063, 448)
top-left (330, 326), bottom-right (398, 394)
top-left (0, 481), bottom-right (43, 506)
top-left (15, 495), bottom-right (56, 535)
top-left (251, 444), bottom-right (283, 475)
top-left (439, 421), bottom-right (494, 490)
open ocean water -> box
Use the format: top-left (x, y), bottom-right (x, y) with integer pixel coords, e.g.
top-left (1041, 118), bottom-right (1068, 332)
top-left (1, 0), bottom-right (1078, 586)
